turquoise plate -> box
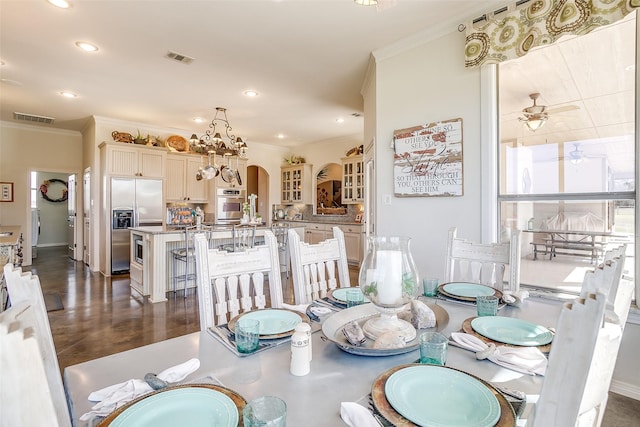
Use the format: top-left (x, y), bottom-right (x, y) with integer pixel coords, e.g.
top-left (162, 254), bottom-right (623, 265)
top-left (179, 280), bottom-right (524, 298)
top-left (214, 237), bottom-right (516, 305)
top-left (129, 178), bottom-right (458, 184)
top-left (110, 387), bottom-right (238, 427)
top-left (331, 287), bottom-right (366, 303)
top-left (237, 309), bottom-right (302, 335)
top-left (471, 316), bottom-right (553, 346)
top-left (442, 282), bottom-right (496, 298)
top-left (385, 365), bottom-right (501, 427)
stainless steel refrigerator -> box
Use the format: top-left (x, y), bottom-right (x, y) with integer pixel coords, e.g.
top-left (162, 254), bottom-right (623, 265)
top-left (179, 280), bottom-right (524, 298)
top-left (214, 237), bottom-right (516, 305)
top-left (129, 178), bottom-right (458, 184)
top-left (111, 177), bottom-right (163, 274)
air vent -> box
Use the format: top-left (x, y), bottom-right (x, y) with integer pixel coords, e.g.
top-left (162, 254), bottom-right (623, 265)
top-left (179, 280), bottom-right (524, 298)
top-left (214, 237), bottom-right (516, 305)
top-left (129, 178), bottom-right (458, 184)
top-left (351, 113), bottom-right (362, 117)
top-left (165, 51), bottom-right (195, 64)
top-left (14, 112), bottom-right (55, 124)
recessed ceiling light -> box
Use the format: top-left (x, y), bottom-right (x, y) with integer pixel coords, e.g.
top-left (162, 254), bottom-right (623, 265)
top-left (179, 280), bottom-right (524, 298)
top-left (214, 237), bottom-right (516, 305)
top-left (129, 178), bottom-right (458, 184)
top-left (60, 91), bottom-right (77, 98)
top-left (193, 117), bottom-right (206, 123)
top-left (625, 64), bottom-right (635, 72)
top-left (75, 41), bottom-right (98, 52)
top-left (243, 90), bottom-right (259, 97)
top-left (276, 133), bottom-right (286, 139)
top-left (336, 118), bottom-right (345, 123)
top-left (48, 0), bottom-right (71, 9)
top-left (0, 60), bottom-right (5, 66)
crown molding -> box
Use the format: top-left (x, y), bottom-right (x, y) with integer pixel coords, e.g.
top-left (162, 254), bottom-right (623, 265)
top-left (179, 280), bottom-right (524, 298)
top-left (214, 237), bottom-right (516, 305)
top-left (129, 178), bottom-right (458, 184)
top-left (0, 120), bottom-right (81, 136)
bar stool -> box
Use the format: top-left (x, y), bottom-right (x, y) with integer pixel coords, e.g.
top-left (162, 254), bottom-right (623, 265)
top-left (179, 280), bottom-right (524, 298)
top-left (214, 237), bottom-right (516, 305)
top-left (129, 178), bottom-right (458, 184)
top-left (171, 225), bottom-right (213, 297)
top-left (271, 222), bottom-right (290, 278)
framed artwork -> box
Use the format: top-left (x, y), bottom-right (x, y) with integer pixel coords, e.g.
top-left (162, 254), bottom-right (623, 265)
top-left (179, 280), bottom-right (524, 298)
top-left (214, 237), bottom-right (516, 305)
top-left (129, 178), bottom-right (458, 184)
top-left (392, 118), bottom-right (463, 197)
top-left (0, 182), bottom-right (13, 202)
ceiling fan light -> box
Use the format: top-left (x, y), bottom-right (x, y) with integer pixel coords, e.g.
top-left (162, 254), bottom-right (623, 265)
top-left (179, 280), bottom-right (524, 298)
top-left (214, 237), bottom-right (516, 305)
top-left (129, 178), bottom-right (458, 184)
top-left (525, 117), bottom-right (547, 131)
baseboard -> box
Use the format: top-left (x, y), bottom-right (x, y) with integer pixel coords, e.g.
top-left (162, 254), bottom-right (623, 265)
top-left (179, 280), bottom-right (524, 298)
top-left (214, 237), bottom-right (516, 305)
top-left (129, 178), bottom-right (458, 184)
top-left (610, 379), bottom-right (640, 400)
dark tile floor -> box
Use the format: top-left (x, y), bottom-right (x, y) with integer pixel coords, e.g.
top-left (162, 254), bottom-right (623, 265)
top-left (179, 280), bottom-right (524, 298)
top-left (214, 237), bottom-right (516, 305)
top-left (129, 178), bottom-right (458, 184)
top-left (28, 246), bottom-right (640, 426)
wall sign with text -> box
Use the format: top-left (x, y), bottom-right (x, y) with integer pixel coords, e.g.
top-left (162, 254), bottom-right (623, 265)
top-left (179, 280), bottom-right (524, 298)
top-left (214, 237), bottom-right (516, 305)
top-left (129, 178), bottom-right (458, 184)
top-left (393, 118), bottom-right (463, 197)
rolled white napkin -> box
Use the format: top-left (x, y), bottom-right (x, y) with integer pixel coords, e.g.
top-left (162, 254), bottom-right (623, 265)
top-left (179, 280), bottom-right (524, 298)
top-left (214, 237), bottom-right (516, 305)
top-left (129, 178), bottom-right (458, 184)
top-left (450, 333), bottom-right (547, 376)
top-left (79, 358), bottom-right (200, 421)
top-left (340, 402), bottom-right (381, 427)
top-left (281, 302), bottom-right (309, 313)
top-left (282, 302), bottom-right (332, 317)
top-left (502, 290), bottom-right (529, 306)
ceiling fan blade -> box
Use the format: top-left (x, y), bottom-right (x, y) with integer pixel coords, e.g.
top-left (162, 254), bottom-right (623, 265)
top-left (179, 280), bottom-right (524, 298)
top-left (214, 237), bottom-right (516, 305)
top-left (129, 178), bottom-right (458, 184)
top-left (547, 105), bottom-right (580, 115)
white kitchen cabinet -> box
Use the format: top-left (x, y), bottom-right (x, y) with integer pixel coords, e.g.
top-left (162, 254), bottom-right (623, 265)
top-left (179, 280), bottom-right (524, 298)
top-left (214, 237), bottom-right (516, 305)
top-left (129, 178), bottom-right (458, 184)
top-left (100, 142), bottom-right (166, 178)
top-left (341, 155), bottom-right (364, 204)
top-left (166, 153), bottom-right (208, 202)
top-left (304, 222), bottom-right (330, 244)
top-left (338, 224), bottom-right (363, 265)
top-left (281, 163), bottom-right (313, 204)
top-left (216, 156), bottom-right (247, 190)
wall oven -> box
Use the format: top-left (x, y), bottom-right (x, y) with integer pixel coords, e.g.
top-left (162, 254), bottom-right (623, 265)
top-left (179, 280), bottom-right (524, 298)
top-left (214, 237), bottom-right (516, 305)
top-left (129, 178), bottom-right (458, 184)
top-left (216, 189), bottom-right (245, 224)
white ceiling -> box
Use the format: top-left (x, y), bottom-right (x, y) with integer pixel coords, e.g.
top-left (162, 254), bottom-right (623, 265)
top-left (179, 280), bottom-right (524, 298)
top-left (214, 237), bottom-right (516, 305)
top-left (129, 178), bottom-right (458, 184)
top-left (0, 0), bottom-right (505, 148)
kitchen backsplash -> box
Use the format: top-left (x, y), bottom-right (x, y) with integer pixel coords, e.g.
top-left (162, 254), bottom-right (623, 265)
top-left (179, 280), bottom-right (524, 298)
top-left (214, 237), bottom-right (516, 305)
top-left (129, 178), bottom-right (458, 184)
top-left (272, 204), bottom-right (362, 224)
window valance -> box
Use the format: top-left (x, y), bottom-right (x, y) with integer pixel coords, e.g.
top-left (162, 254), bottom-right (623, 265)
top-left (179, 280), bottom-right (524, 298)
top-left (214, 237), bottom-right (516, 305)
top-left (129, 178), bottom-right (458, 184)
top-left (465, 0), bottom-right (639, 68)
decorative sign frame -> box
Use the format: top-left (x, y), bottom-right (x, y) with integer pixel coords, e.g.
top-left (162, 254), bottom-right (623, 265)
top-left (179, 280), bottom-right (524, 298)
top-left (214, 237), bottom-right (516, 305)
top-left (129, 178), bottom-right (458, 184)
top-left (393, 118), bottom-right (463, 197)
top-left (0, 182), bottom-right (13, 202)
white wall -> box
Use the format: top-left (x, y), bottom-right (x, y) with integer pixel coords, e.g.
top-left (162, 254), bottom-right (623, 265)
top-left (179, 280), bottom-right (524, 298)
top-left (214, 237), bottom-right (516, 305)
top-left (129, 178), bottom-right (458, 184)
top-left (372, 30), bottom-right (483, 281)
top-left (0, 121), bottom-right (83, 265)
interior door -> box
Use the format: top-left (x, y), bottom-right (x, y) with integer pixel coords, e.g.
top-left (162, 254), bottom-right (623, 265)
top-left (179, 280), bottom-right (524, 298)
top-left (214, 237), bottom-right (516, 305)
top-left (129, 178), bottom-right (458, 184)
top-left (83, 169), bottom-right (91, 265)
top-left (67, 173), bottom-right (77, 260)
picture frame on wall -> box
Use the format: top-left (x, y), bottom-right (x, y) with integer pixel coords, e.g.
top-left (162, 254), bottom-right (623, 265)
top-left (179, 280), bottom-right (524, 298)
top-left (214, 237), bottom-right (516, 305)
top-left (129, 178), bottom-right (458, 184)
top-left (0, 182), bottom-right (13, 202)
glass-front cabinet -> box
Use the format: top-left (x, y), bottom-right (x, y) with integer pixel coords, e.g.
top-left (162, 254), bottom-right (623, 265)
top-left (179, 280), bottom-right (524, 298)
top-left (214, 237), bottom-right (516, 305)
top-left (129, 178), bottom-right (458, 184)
top-left (341, 155), bottom-right (364, 204)
top-left (281, 164), bottom-right (313, 204)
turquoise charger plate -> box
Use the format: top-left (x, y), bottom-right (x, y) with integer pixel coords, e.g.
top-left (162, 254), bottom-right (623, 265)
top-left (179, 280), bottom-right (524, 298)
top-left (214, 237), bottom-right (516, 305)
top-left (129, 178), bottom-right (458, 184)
top-left (237, 309), bottom-right (302, 335)
top-left (442, 282), bottom-right (496, 298)
top-left (331, 287), bottom-right (366, 302)
top-left (471, 316), bottom-right (553, 346)
top-left (384, 365), bottom-right (501, 427)
top-left (110, 387), bottom-right (238, 427)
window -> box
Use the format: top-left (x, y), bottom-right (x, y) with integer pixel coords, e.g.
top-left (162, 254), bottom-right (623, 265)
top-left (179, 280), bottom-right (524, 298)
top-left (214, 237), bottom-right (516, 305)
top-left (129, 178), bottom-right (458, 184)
top-left (497, 13), bottom-right (636, 295)
top-left (30, 171), bottom-right (38, 209)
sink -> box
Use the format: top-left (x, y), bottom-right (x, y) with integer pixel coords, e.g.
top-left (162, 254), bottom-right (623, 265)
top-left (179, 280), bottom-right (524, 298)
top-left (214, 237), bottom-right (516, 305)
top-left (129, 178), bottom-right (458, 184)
top-left (0, 232), bottom-right (13, 237)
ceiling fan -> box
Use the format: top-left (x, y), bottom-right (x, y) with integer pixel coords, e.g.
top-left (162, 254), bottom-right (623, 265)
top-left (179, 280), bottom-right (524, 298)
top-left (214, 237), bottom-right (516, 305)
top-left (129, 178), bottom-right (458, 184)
top-left (518, 93), bottom-right (580, 132)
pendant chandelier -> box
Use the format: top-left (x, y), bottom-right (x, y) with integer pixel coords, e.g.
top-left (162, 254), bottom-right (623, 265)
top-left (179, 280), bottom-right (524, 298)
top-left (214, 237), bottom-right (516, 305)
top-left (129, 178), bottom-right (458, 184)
top-left (190, 107), bottom-right (248, 158)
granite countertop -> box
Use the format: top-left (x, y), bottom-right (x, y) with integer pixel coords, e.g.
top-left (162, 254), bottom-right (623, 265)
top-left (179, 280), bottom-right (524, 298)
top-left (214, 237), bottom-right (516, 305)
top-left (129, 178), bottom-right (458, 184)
top-left (0, 225), bottom-right (21, 246)
top-left (129, 224), bottom-right (274, 235)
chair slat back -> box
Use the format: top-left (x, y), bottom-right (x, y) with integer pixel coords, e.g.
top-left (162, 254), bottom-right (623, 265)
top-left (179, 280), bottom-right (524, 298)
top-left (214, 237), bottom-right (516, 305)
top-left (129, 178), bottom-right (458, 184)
top-left (194, 230), bottom-right (283, 329)
top-left (2, 264), bottom-right (71, 426)
top-left (533, 291), bottom-right (607, 427)
top-left (444, 227), bottom-right (521, 292)
top-left (533, 255), bottom-right (633, 427)
top-left (287, 226), bottom-right (350, 304)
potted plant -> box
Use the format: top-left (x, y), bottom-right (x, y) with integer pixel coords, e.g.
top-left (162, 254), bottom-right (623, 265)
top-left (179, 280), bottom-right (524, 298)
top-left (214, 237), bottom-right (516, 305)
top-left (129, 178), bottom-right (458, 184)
top-left (133, 130), bottom-right (147, 145)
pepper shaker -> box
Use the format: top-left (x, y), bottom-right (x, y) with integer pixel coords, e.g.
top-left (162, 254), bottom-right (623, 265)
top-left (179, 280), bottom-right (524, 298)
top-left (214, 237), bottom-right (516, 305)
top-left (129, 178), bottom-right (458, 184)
top-left (296, 322), bottom-right (312, 361)
top-left (290, 324), bottom-right (310, 376)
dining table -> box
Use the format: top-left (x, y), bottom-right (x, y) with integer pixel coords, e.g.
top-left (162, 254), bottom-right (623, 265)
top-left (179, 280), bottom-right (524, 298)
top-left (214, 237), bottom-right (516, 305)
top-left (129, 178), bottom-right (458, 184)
top-left (63, 295), bottom-right (563, 427)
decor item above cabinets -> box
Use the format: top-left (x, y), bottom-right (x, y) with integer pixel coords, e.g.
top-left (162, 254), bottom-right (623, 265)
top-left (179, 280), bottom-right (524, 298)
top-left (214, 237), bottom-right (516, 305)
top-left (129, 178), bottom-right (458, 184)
top-left (341, 155), bottom-right (364, 204)
top-left (281, 163), bottom-right (313, 204)
top-left (165, 153), bottom-right (208, 202)
top-left (100, 142), bottom-right (166, 178)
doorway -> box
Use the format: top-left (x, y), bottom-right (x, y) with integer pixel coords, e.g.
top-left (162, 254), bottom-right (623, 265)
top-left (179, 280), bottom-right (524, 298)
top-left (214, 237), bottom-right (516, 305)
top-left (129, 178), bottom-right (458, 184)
top-left (29, 170), bottom-right (80, 263)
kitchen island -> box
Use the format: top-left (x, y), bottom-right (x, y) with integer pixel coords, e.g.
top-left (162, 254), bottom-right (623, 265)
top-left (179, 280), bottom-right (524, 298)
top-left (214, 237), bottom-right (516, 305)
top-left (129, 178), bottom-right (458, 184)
top-left (130, 224), bottom-right (304, 303)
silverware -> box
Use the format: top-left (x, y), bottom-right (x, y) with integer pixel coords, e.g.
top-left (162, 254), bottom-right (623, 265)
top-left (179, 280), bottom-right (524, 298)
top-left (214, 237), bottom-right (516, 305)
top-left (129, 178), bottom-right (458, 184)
top-left (365, 394), bottom-right (393, 427)
top-left (312, 299), bottom-right (340, 312)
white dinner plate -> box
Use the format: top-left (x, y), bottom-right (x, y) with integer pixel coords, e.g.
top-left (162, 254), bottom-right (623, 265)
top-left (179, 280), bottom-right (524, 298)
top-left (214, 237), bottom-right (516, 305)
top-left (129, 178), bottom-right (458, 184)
top-left (109, 387), bottom-right (238, 427)
top-left (235, 309), bottom-right (302, 335)
top-left (471, 316), bottom-right (554, 346)
top-left (442, 282), bottom-right (497, 298)
top-left (384, 365), bottom-right (501, 427)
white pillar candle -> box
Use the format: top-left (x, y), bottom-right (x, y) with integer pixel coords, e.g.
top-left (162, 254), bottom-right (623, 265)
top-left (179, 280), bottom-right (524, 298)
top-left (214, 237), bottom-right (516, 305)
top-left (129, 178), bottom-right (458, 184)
top-left (376, 250), bottom-right (402, 304)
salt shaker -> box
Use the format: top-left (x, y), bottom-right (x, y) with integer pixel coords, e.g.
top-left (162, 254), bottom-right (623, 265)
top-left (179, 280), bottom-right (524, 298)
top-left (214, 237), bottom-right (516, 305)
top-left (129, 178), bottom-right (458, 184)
top-left (290, 324), bottom-right (310, 376)
top-left (297, 322), bottom-right (312, 361)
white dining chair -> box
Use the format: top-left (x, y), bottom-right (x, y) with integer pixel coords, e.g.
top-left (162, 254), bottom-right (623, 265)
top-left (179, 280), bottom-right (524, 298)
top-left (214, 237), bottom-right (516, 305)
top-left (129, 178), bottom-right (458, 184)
top-left (444, 227), bottom-right (521, 292)
top-left (531, 258), bottom-right (634, 427)
top-left (194, 230), bottom-right (284, 329)
top-left (287, 226), bottom-right (350, 304)
top-left (2, 264), bottom-right (72, 427)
